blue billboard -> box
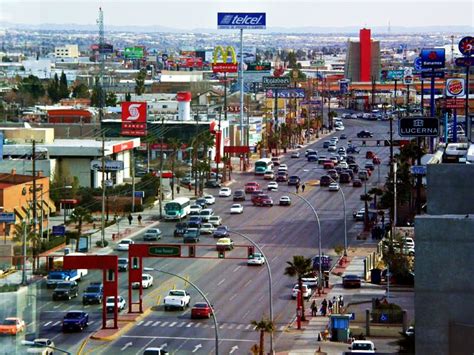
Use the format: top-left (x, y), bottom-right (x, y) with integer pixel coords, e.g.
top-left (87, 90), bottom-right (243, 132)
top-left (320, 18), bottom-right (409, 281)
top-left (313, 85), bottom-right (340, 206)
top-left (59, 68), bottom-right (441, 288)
top-left (218, 13), bottom-right (266, 29)
top-left (420, 48), bottom-right (445, 69)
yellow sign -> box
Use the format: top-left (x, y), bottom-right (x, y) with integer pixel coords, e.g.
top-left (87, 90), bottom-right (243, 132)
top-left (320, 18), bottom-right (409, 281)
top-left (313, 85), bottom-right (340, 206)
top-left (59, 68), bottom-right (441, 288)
top-left (213, 45), bottom-right (237, 64)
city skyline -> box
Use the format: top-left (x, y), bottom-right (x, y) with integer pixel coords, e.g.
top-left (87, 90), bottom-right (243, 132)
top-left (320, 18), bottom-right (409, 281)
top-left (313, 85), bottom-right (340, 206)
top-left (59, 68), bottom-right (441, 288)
top-left (0, 0), bottom-right (472, 30)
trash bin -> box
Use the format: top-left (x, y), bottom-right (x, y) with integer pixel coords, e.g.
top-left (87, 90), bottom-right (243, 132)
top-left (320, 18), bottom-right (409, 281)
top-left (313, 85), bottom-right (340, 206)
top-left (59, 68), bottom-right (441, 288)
top-left (371, 268), bottom-right (381, 284)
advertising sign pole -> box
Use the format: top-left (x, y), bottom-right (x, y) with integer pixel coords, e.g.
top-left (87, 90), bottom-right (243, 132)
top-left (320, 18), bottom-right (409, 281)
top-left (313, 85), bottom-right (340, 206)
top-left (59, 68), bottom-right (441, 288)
top-left (466, 65), bottom-right (470, 142)
top-left (239, 29), bottom-right (245, 147)
top-left (430, 68), bottom-right (436, 152)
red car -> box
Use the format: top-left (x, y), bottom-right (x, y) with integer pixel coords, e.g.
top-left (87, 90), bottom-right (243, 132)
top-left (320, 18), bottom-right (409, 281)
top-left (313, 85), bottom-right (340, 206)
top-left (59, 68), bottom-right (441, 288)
top-left (245, 182), bottom-right (260, 193)
top-left (323, 161), bottom-right (335, 169)
top-left (191, 302), bottom-right (213, 319)
top-left (373, 156), bottom-right (381, 165)
top-left (366, 151), bottom-right (375, 159)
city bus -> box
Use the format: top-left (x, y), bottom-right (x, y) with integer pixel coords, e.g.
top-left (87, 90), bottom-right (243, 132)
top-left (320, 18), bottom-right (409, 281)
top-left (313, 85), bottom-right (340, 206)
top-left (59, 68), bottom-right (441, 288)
top-left (254, 158), bottom-right (273, 175)
top-left (164, 197), bottom-right (191, 220)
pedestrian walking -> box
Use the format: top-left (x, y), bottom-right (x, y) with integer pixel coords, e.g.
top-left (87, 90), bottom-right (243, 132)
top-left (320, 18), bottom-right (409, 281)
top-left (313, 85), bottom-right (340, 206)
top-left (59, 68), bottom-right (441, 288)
top-left (176, 185), bottom-right (180, 194)
top-left (320, 304), bottom-right (327, 317)
top-left (137, 214), bottom-right (142, 225)
top-left (127, 213), bottom-right (133, 225)
top-left (188, 183), bottom-right (192, 192)
top-left (296, 182), bottom-right (300, 194)
top-left (311, 300), bottom-right (317, 316)
top-left (328, 300), bottom-right (333, 314)
top-left (302, 183), bottom-right (306, 192)
top-left (332, 296), bottom-right (338, 313)
top-left (339, 295), bottom-right (344, 309)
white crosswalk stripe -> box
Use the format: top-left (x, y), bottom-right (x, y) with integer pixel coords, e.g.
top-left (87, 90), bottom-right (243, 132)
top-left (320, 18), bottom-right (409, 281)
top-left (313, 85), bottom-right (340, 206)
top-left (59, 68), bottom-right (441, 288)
top-left (52, 321), bottom-right (61, 326)
top-left (236, 324), bottom-right (242, 330)
top-left (152, 321), bottom-right (160, 326)
top-left (194, 323), bottom-right (201, 328)
top-left (177, 322), bottom-right (186, 327)
top-left (227, 324), bottom-right (235, 329)
top-left (279, 325), bottom-right (286, 331)
top-left (88, 321), bottom-right (95, 326)
top-left (169, 322), bottom-right (177, 327)
top-left (186, 323), bottom-right (193, 327)
top-left (137, 321), bottom-right (144, 326)
top-left (44, 321), bottom-right (52, 327)
top-left (245, 324), bottom-right (251, 330)
top-left (160, 322), bottom-right (169, 327)
top-left (144, 321), bottom-right (153, 326)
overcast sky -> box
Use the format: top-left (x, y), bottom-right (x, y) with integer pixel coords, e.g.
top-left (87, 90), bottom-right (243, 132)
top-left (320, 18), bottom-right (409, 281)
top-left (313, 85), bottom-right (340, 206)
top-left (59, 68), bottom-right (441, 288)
top-left (0, 0), bottom-right (472, 29)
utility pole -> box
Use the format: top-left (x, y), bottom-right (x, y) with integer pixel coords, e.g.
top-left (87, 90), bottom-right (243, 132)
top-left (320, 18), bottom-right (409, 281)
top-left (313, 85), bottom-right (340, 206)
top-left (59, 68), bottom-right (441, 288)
top-left (131, 149), bottom-right (135, 213)
top-left (100, 134), bottom-right (106, 246)
top-left (32, 140), bottom-right (37, 236)
top-left (159, 117), bottom-right (165, 219)
top-left (97, 7), bottom-right (106, 124)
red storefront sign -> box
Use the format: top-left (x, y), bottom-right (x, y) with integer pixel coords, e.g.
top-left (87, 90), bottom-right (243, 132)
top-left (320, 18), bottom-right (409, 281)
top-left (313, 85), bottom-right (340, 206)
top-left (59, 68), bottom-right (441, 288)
top-left (444, 98), bottom-right (465, 109)
top-left (224, 146), bottom-right (250, 154)
top-left (121, 102), bottom-right (147, 136)
top-left (212, 63), bottom-right (238, 73)
top-left (113, 141), bottom-right (135, 153)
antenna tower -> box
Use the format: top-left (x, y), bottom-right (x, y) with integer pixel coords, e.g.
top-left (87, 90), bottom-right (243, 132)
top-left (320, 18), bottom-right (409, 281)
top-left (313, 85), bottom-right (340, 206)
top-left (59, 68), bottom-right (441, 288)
top-left (97, 7), bottom-right (106, 122)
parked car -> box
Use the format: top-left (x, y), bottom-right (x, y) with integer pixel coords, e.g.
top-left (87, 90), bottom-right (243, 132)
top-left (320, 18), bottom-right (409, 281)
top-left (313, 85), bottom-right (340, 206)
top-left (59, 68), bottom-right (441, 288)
top-left (213, 225), bottom-right (229, 238)
top-left (191, 302), bottom-right (213, 319)
top-left (208, 215), bottom-right (222, 227)
top-left (0, 317), bottom-right (25, 335)
top-left (292, 284), bottom-right (311, 299)
top-left (342, 274), bottom-right (362, 288)
top-left (219, 187), bottom-right (232, 197)
top-left (230, 204), bottom-right (244, 214)
top-left (144, 228), bottom-right (162, 241)
top-left (233, 189), bottom-right (246, 201)
top-left (279, 196), bottom-right (291, 206)
top-left (348, 340), bottom-right (376, 353)
top-left (106, 296), bottom-right (126, 313)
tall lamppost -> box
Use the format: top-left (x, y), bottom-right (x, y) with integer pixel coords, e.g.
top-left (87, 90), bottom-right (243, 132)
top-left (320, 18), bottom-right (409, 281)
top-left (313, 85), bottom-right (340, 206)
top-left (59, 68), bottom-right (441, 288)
top-left (325, 176), bottom-right (348, 257)
top-left (228, 230), bottom-right (275, 355)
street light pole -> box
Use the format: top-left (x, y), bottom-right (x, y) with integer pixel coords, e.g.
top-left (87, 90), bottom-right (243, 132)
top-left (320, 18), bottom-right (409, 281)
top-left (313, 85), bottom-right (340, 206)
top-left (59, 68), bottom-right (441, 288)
top-left (229, 230), bottom-right (274, 355)
top-left (144, 267), bottom-right (219, 354)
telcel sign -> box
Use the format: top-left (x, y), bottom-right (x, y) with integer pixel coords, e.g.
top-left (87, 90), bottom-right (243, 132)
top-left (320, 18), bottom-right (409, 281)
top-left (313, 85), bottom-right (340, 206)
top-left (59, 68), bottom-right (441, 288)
top-left (218, 13), bottom-right (266, 29)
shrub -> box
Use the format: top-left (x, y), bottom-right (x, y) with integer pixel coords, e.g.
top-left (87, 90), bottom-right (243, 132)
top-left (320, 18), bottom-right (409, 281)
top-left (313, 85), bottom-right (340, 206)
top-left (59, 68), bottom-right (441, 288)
top-left (96, 240), bottom-right (109, 248)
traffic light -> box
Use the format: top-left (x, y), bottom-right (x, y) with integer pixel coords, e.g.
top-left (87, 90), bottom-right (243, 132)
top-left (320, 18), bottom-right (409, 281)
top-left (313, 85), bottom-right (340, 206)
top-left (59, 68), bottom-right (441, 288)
top-left (218, 250), bottom-right (225, 259)
top-left (188, 245), bottom-right (195, 258)
top-left (247, 246), bottom-right (255, 258)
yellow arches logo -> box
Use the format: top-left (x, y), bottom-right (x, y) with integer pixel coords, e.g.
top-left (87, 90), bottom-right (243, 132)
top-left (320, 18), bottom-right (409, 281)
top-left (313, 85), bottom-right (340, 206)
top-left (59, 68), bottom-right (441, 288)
top-left (212, 46), bottom-right (238, 73)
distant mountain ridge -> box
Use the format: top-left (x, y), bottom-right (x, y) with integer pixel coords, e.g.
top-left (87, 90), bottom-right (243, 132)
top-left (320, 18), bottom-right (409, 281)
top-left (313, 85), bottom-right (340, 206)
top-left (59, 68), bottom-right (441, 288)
top-left (0, 21), bottom-right (472, 34)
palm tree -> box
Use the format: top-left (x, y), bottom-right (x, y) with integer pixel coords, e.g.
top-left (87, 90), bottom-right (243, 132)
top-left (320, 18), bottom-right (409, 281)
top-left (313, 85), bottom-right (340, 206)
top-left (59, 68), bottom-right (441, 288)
top-left (251, 317), bottom-right (275, 355)
top-left (168, 138), bottom-right (182, 200)
top-left (360, 193), bottom-right (373, 232)
top-left (13, 221), bottom-right (41, 270)
top-left (199, 131), bottom-right (216, 180)
top-left (68, 206), bottom-right (93, 237)
top-left (284, 255), bottom-right (313, 321)
top-left (368, 187), bottom-right (384, 210)
top-left (222, 156), bottom-right (230, 183)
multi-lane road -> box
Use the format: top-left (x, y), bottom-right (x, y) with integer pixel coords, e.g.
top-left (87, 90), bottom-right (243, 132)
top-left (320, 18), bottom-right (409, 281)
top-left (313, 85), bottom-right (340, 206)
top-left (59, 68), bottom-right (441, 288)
top-left (2, 116), bottom-right (398, 354)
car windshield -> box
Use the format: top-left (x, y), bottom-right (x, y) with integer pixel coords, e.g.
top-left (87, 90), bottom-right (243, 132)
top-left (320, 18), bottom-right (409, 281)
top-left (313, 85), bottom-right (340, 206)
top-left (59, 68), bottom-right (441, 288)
top-left (217, 226), bottom-right (227, 231)
top-left (194, 303), bottom-right (207, 308)
top-left (85, 286), bottom-right (101, 293)
top-left (201, 211), bottom-right (211, 215)
top-left (169, 291), bottom-right (184, 296)
top-left (352, 343), bottom-right (373, 350)
top-left (106, 297), bottom-right (121, 302)
top-left (48, 274), bottom-right (64, 280)
top-left (56, 282), bottom-right (71, 288)
top-left (2, 319), bottom-right (16, 325)
top-left (146, 229), bottom-right (158, 234)
top-left (65, 312), bottom-right (83, 319)
top-left (120, 240), bottom-right (131, 245)
top-left (118, 259), bottom-right (127, 265)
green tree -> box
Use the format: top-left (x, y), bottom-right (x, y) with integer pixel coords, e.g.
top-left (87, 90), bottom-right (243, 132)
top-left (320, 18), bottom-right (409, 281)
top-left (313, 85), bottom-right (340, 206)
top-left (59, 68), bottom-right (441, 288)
top-left (58, 71), bottom-right (69, 99)
top-left (250, 317), bottom-right (275, 355)
top-left (105, 92), bottom-right (118, 106)
top-left (368, 187), bottom-right (384, 209)
top-left (360, 193), bottom-right (373, 231)
top-left (284, 255), bottom-right (313, 321)
top-left (168, 138), bottom-right (182, 200)
top-left (90, 77), bottom-right (103, 107)
top-left (17, 75), bottom-right (45, 101)
top-left (135, 69), bottom-right (146, 95)
top-left (125, 92), bottom-right (131, 102)
top-left (71, 82), bottom-right (90, 99)
top-left (13, 221), bottom-right (40, 256)
top-left (287, 51), bottom-right (297, 68)
top-left (47, 74), bottom-right (60, 103)
top-left (68, 206), bottom-right (93, 237)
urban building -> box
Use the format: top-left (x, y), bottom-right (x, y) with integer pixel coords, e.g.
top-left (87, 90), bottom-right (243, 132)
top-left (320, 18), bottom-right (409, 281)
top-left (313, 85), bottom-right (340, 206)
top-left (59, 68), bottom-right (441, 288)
top-left (54, 44), bottom-right (79, 58)
top-left (344, 28), bottom-right (381, 82)
top-left (415, 164), bottom-right (474, 354)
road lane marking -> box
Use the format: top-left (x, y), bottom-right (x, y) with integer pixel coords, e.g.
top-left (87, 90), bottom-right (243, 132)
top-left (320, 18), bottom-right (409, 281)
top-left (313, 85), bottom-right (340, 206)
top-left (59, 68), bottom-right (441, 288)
top-left (244, 279), bottom-right (252, 287)
top-left (137, 321), bottom-right (144, 326)
top-left (52, 321), bottom-right (61, 326)
top-left (152, 321), bottom-right (161, 326)
top-left (242, 310), bottom-right (250, 319)
top-left (258, 295), bottom-right (264, 301)
top-left (144, 320), bottom-right (153, 326)
top-left (160, 322), bottom-right (169, 327)
top-left (245, 324), bottom-right (251, 330)
top-left (236, 324), bottom-right (243, 329)
top-left (232, 266), bottom-right (241, 272)
top-left (217, 279), bottom-right (225, 286)
top-left (120, 335), bottom-right (255, 342)
top-left (186, 323), bottom-right (193, 327)
top-left (194, 323), bottom-right (201, 328)
top-left (271, 256), bottom-right (279, 262)
top-left (169, 322), bottom-right (177, 327)
top-left (229, 294), bottom-right (237, 301)
top-left (219, 324), bottom-right (225, 329)
top-left (227, 324), bottom-right (235, 329)
top-left (44, 321), bottom-right (52, 327)
top-left (177, 322), bottom-right (186, 327)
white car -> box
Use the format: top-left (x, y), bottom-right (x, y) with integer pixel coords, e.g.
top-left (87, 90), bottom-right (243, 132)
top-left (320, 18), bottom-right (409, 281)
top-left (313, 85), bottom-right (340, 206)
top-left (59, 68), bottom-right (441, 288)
top-left (230, 204), bottom-right (244, 214)
top-left (330, 137), bottom-right (339, 143)
top-left (247, 252), bottom-right (265, 266)
top-left (335, 125), bottom-right (345, 131)
top-left (301, 275), bottom-right (319, 288)
top-left (267, 182), bottom-right (278, 191)
top-left (278, 164), bottom-right (288, 172)
top-left (349, 340), bottom-right (376, 353)
top-left (219, 187), bottom-right (232, 197)
top-left (339, 161), bottom-right (348, 169)
top-left (208, 215), bottom-right (222, 226)
top-left (132, 273), bottom-right (154, 289)
top-left (291, 284), bottom-right (312, 299)
top-left (200, 223), bottom-right (216, 234)
top-left (106, 295), bottom-right (126, 312)
top-left (189, 204), bottom-right (202, 215)
top-left (291, 152), bottom-right (300, 158)
top-left (328, 145), bottom-right (337, 152)
top-left (263, 170), bottom-right (275, 180)
top-left (116, 238), bottom-right (134, 251)
top-left (329, 182), bottom-right (340, 191)
top-left (203, 195), bottom-right (215, 205)
top-left (279, 196), bottom-right (291, 206)
top-left (402, 237), bottom-right (415, 248)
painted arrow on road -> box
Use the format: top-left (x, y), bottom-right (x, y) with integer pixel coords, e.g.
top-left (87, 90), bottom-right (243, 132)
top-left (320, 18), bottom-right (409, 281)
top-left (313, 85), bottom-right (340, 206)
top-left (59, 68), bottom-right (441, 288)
top-left (160, 343), bottom-right (168, 349)
top-left (121, 342), bottom-right (133, 351)
top-left (230, 345), bottom-right (239, 354)
top-left (192, 344), bottom-right (202, 353)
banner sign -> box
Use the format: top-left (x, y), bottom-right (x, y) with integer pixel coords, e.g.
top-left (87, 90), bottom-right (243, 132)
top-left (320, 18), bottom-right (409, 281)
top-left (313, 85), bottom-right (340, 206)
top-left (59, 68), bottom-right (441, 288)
top-left (246, 62), bottom-right (271, 72)
top-left (266, 88), bottom-right (305, 99)
top-left (0, 213), bottom-right (15, 223)
top-left (446, 78), bottom-right (465, 97)
top-left (124, 47), bottom-right (144, 59)
top-left (381, 70), bottom-right (404, 81)
top-left (90, 160), bottom-right (125, 172)
top-left (420, 48), bottom-right (446, 69)
top-left (262, 76), bottom-right (290, 89)
top-left (339, 79), bottom-right (350, 94)
top-left (455, 56), bottom-right (474, 67)
top-left (458, 36), bottom-right (474, 56)
top-left (52, 225), bottom-right (66, 236)
top-left (217, 12), bottom-right (266, 29)
top-left (121, 102), bottom-right (147, 136)
top-left (212, 46), bottom-right (238, 73)
top-left (421, 71), bottom-right (445, 79)
top-left (399, 117), bottom-right (440, 137)
top-left (443, 98), bottom-right (465, 109)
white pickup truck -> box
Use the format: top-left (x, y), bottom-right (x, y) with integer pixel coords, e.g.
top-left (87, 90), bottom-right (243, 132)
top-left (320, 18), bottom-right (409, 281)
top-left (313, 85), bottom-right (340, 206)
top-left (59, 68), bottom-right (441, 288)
top-left (163, 290), bottom-right (190, 311)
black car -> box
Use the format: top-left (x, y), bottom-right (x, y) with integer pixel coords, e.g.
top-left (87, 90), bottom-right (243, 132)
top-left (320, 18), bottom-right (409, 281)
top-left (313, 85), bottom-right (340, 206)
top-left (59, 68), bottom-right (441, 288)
top-left (320, 175), bottom-right (331, 187)
top-left (339, 172), bottom-right (351, 183)
top-left (205, 180), bottom-right (221, 188)
top-left (213, 225), bottom-right (229, 238)
top-left (307, 153), bottom-right (318, 162)
top-left (342, 274), bottom-right (362, 288)
top-left (347, 146), bottom-right (360, 154)
top-left (174, 222), bottom-right (187, 238)
top-left (346, 155), bottom-right (356, 164)
top-left (195, 198), bottom-right (208, 208)
top-left (183, 228), bottom-right (200, 243)
top-left (288, 176), bottom-right (301, 186)
top-left (323, 141), bottom-right (330, 148)
top-left (233, 189), bottom-right (246, 201)
top-left (349, 163), bottom-right (359, 173)
top-left (340, 134), bottom-right (347, 140)
top-left (187, 216), bottom-right (203, 229)
top-left (118, 258), bottom-right (128, 272)
top-left (53, 281), bottom-right (79, 301)
top-left (357, 130), bottom-right (373, 138)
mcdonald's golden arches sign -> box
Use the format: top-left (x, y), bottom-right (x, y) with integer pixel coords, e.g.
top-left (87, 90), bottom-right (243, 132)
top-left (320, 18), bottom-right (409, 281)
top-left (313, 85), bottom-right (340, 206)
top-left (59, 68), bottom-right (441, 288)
top-left (212, 46), bottom-right (238, 73)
